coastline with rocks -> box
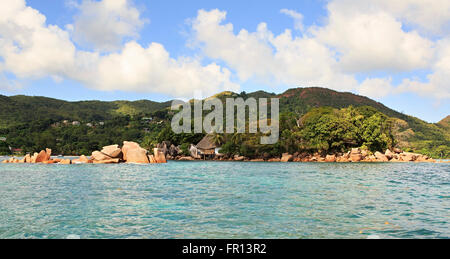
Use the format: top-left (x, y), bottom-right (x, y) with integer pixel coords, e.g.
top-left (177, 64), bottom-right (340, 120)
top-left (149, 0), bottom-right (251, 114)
top-left (171, 147), bottom-right (440, 163)
top-left (1, 141), bottom-right (167, 164)
top-left (1, 142), bottom-right (445, 164)
top-left (152, 137), bottom-right (445, 163)
top-left (152, 139), bottom-right (440, 163)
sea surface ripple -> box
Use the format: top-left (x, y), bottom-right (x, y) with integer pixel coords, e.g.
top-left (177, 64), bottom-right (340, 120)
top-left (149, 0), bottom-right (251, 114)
top-left (0, 161), bottom-right (448, 239)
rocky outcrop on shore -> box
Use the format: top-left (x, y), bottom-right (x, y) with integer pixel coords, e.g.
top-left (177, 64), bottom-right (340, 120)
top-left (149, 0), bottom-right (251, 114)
top-left (153, 148), bottom-right (167, 164)
top-left (101, 145), bottom-right (122, 159)
top-left (178, 156), bottom-right (195, 161)
top-left (121, 142), bottom-right (149, 163)
top-left (281, 153), bottom-right (294, 162)
top-left (291, 148), bottom-right (435, 163)
top-left (2, 149), bottom-right (54, 164)
top-left (167, 147), bottom-right (438, 163)
top-left (1, 142), bottom-right (168, 165)
top-left (72, 155), bottom-right (91, 164)
top-left (1, 142), bottom-right (439, 164)
top-left (91, 142), bottom-right (167, 164)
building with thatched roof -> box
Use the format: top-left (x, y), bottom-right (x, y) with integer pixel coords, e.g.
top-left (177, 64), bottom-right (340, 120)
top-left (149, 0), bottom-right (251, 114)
top-left (196, 135), bottom-right (218, 159)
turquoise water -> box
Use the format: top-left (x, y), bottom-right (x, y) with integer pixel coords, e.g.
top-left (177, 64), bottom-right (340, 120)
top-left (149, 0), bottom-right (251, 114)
top-left (0, 161), bottom-right (448, 239)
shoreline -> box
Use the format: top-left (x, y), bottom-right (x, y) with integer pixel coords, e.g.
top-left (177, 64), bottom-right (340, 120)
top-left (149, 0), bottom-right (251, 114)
top-left (1, 142), bottom-right (167, 165)
top-left (2, 146), bottom-right (444, 165)
top-left (2, 157), bottom-right (448, 164)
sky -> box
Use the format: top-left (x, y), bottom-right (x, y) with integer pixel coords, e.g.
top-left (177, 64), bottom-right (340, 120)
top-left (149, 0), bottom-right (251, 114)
top-left (0, 0), bottom-right (449, 123)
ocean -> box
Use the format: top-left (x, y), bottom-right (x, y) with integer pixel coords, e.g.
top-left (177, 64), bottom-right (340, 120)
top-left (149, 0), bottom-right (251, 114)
top-left (0, 161), bottom-right (448, 239)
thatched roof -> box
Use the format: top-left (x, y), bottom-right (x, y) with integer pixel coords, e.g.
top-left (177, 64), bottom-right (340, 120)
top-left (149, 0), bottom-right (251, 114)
top-left (196, 135), bottom-right (217, 150)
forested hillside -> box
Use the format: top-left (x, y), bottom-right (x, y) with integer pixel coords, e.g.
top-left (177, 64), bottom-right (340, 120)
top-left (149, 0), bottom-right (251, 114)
top-left (0, 87), bottom-right (448, 158)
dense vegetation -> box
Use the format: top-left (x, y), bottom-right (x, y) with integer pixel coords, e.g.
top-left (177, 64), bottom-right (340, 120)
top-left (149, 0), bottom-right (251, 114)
top-left (0, 95), bottom-right (171, 128)
top-left (296, 106), bottom-right (395, 152)
top-left (0, 113), bottom-right (169, 156)
top-left (195, 106), bottom-right (393, 158)
top-left (0, 141), bottom-right (10, 155)
top-left (0, 87), bottom-right (448, 158)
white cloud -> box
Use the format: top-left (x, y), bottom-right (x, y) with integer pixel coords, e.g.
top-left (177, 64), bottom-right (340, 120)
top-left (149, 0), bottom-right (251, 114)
top-left (71, 0), bottom-right (147, 52)
top-left (190, 4), bottom-right (449, 100)
top-left (397, 39), bottom-right (450, 100)
top-left (366, 0), bottom-right (450, 35)
top-left (359, 77), bottom-right (394, 99)
top-left (0, 0), bottom-right (449, 101)
top-left (72, 42), bottom-right (239, 97)
top-left (191, 9), bottom-right (358, 92)
top-left (0, 0), bottom-right (76, 78)
top-left (315, 0), bottom-right (449, 100)
top-left (280, 9), bottom-right (304, 31)
top-left (311, 0), bottom-right (435, 73)
top-left (191, 10), bottom-right (276, 82)
top-left (321, 0), bottom-right (450, 36)
top-left (0, 0), bottom-right (239, 98)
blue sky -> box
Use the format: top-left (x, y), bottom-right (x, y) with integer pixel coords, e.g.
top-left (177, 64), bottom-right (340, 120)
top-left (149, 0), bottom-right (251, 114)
top-left (0, 0), bottom-right (449, 122)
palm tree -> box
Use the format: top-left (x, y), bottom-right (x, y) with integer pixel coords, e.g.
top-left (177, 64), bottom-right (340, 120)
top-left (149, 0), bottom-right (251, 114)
top-left (231, 132), bottom-right (243, 145)
top-left (211, 131), bottom-right (225, 146)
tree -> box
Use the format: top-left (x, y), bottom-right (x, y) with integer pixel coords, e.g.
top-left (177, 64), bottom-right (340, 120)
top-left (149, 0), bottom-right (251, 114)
top-left (296, 106), bottom-right (395, 153)
top-left (231, 133), bottom-right (243, 145)
top-left (219, 140), bottom-right (238, 156)
top-left (0, 141), bottom-right (11, 155)
top-left (210, 132), bottom-right (225, 146)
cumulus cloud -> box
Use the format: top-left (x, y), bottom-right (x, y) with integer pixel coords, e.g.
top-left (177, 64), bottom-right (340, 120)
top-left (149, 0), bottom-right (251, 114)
top-left (72, 42), bottom-right (239, 97)
top-left (0, 0), bottom-right (239, 98)
top-left (359, 78), bottom-right (394, 98)
top-left (397, 39), bottom-right (450, 100)
top-left (280, 9), bottom-right (304, 31)
top-left (71, 0), bottom-right (147, 52)
top-left (191, 9), bottom-right (358, 92)
top-left (190, 2), bottom-right (449, 100)
top-left (314, 0), bottom-right (449, 99)
top-left (312, 1), bottom-right (435, 73)
top-left (363, 0), bottom-right (450, 35)
top-left (0, 0), bottom-right (449, 100)
top-left (0, 0), bottom-right (76, 78)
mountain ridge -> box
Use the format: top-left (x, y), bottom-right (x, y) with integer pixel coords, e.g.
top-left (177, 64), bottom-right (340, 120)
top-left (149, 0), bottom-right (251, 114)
top-left (0, 87), bottom-right (438, 123)
top-left (438, 115), bottom-right (450, 128)
top-left (0, 87), bottom-right (448, 157)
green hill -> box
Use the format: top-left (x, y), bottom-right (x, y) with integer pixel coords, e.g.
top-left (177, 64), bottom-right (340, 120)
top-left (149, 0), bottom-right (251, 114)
top-left (0, 87), bottom-right (448, 158)
top-left (206, 87), bottom-right (448, 157)
top-left (438, 116), bottom-right (450, 129)
top-left (277, 87), bottom-right (402, 116)
top-left (0, 95), bottom-right (171, 128)
top-left (273, 87), bottom-right (449, 157)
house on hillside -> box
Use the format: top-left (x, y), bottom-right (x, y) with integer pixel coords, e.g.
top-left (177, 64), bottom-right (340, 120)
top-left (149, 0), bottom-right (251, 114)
top-left (196, 135), bottom-right (221, 159)
top-left (0, 137), bottom-right (6, 142)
